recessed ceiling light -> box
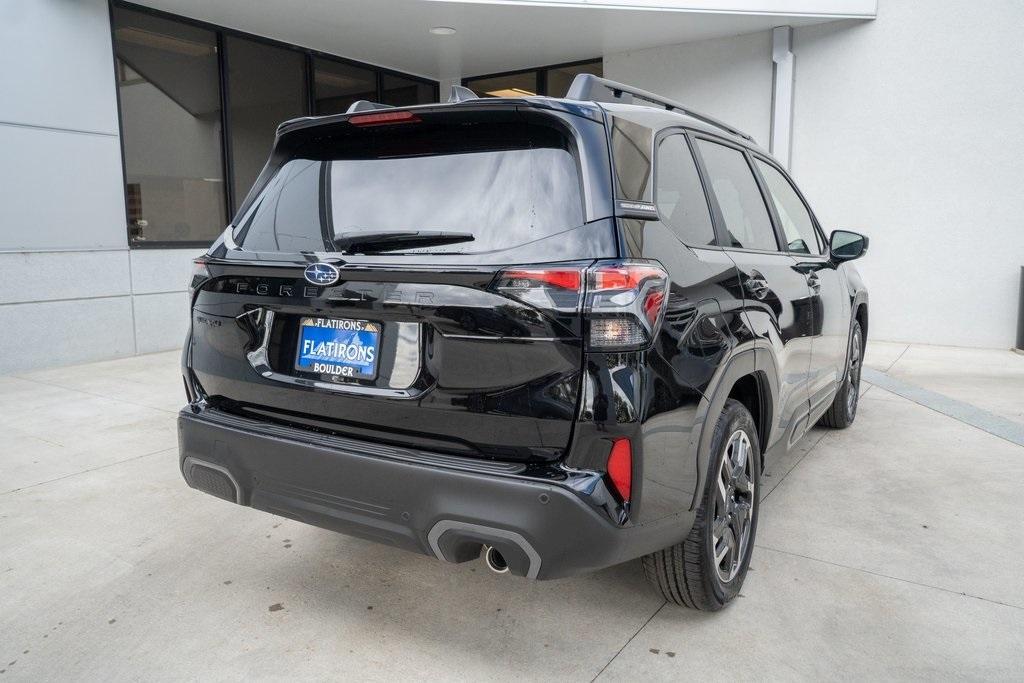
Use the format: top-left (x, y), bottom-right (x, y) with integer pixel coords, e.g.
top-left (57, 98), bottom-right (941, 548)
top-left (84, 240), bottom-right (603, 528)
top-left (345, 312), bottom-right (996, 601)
top-left (430, 26), bottom-right (457, 35)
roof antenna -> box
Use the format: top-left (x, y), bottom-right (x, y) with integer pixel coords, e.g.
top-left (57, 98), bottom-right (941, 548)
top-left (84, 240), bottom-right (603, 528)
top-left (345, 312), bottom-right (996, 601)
top-left (448, 85), bottom-right (478, 103)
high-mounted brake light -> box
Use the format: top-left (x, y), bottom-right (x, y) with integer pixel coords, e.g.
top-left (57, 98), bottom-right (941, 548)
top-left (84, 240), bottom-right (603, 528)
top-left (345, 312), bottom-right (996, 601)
top-left (607, 438), bottom-right (633, 503)
top-left (348, 111), bottom-right (421, 127)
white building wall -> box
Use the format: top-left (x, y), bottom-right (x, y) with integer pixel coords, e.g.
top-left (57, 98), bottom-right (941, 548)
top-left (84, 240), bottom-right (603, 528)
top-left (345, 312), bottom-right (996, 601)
top-left (606, 1), bottom-right (1024, 349)
top-left (0, 0), bottom-right (197, 375)
top-left (604, 31), bottom-right (774, 146)
top-left (790, 0), bottom-right (1024, 349)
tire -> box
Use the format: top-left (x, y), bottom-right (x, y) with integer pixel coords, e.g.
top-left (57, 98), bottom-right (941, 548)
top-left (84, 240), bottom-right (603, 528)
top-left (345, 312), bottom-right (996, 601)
top-left (642, 399), bottom-right (761, 610)
top-left (819, 320), bottom-right (863, 429)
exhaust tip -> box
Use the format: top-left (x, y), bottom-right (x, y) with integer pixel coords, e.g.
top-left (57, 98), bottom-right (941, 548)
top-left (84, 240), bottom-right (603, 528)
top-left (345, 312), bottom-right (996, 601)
top-left (483, 545), bottom-right (510, 574)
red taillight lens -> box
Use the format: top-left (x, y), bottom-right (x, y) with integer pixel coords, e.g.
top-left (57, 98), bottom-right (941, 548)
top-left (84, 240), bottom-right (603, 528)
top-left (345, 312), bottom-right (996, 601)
top-left (499, 268), bottom-right (582, 292)
top-left (642, 290), bottom-right (666, 326)
top-left (607, 438), bottom-right (633, 503)
top-left (592, 264), bottom-right (668, 292)
top-left (492, 264), bottom-right (587, 315)
top-left (489, 261), bottom-right (668, 347)
top-left (585, 260), bottom-right (669, 350)
top-left (348, 111), bottom-right (421, 126)
top-left (189, 258), bottom-right (211, 298)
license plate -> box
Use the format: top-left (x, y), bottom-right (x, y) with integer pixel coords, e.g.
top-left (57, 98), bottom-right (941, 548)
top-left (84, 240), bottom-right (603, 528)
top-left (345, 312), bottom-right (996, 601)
top-left (294, 317), bottom-right (381, 381)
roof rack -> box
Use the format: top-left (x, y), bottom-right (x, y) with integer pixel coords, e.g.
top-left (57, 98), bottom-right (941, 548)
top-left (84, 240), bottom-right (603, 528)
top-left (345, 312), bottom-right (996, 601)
top-left (346, 100), bottom-right (395, 113)
top-left (566, 74), bottom-right (754, 142)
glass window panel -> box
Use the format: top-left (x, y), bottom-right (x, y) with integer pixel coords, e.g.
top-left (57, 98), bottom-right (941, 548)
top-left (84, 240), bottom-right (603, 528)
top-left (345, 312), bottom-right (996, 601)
top-left (545, 60), bottom-right (602, 97)
top-left (381, 73), bottom-right (434, 106)
top-left (112, 7), bottom-right (226, 244)
top-left (314, 58), bottom-right (376, 115)
top-left (754, 159), bottom-right (822, 255)
top-left (465, 72), bottom-right (538, 98)
top-left (655, 135), bottom-right (715, 246)
top-left (239, 122), bottom-right (583, 255)
top-left (226, 36), bottom-right (306, 208)
top-left (695, 139), bottom-right (778, 251)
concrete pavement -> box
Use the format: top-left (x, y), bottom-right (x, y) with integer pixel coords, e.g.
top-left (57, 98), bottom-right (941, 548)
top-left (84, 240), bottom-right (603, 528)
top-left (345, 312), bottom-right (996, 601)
top-left (1, 342), bottom-right (1022, 680)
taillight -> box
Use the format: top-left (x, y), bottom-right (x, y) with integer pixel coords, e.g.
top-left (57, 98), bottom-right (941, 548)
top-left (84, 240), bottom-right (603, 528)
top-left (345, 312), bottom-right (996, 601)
top-left (585, 260), bottom-right (669, 350)
top-left (492, 265), bottom-right (585, 314)
top-left (607, 438), bottom-right (633, 503)
top-left (189, 258), bottom-right (211, 299)
top-left (490, 260), bottom-right (668, 347)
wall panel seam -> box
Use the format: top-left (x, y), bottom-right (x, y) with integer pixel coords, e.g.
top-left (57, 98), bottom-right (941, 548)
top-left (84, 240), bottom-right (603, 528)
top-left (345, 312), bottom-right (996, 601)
top-left (0, 120), bottom-right (119, 138)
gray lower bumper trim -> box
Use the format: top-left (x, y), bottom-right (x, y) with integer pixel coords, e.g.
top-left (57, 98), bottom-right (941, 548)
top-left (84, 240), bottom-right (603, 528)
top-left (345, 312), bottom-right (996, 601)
top-left (427, 520), bottom-right (542, 579)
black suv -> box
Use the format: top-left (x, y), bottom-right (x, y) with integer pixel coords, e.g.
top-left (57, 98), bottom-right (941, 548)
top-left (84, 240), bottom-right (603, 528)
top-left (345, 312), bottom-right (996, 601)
top-left (179, 75), bottom-right (868, 610)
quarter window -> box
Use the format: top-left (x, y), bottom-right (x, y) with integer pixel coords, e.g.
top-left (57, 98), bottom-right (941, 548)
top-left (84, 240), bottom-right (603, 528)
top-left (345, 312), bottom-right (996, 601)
top-left (695, 140), bottom-right (778, 251)
top-left (655, 135), bottom-right (715, 246)
top-left (754, 160), bottom-right (822, 255)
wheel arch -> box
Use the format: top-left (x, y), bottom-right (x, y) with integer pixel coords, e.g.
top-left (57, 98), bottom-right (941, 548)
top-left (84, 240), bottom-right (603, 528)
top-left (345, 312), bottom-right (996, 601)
top-left (687, 347), bottom-right (778, 511)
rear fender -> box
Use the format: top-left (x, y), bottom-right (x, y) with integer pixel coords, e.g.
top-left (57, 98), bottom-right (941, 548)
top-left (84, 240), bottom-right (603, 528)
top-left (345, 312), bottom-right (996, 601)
top-left (685, 347), bottom-right (777, 512)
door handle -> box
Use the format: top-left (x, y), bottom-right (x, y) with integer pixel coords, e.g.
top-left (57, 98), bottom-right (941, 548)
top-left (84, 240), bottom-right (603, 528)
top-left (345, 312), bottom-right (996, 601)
top-left (806, 272), bottom-right (821, 294)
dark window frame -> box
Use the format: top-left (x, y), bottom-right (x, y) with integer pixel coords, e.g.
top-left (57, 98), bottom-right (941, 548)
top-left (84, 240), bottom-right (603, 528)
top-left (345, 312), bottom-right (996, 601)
top-left (748, 152), bottom-right (829, 256)
top-left (108, 0), bottom-right (439, 249)
top-left (688, 132), bottom-right (784, 254)
top-left (462, 57), bottom-right (602, 97)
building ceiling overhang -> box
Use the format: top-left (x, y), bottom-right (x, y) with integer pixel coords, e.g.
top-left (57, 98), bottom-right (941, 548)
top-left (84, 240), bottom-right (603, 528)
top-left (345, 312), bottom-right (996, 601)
top-left (131, 0), bottom-right (877, 80)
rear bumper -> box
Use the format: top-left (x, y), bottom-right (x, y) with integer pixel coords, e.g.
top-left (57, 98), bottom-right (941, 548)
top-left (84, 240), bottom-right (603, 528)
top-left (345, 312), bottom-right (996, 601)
top-left (178, 406), bottom-right (684, 579)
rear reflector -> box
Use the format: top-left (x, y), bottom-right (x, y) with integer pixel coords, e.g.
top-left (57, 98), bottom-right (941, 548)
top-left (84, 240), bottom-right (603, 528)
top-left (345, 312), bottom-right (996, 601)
top-left (607, 438), bottom-right (633, 502)
top-left (349, 111), bottom-right (421, 126)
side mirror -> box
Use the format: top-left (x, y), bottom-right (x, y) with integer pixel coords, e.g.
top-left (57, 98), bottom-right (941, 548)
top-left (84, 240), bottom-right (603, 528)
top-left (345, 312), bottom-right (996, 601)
top-left (830, 230), bottom-right (868, 262)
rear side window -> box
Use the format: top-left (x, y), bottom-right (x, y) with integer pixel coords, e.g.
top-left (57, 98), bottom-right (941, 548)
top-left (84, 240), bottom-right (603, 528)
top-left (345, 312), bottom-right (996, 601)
top-left (695, 139), bottom-right (778, 252)
top-left (238, 121), bottom-right (584, 254)
top-left (754, 159), bottom-right (822, 255)
top-left (655, 134), bottom-right (716, 246)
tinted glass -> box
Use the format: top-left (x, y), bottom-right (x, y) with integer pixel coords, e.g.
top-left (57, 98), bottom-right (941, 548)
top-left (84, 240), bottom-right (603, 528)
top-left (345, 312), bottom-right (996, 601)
top-left (610, 118), bottom-right (652, 201)
top-left (655, 135), bottom-right (715, 246)
top-left (239, 122), bottom-right (583, 254)
top-left (227, 37), bottom-right (306, 209)
top-left (755, 160), bottom-right (821, 255)
top-left (314, 58), bottom-right (376, 115)
top-left (465, 72), bottom-right (538, 98)
top-left (381, 74), bottom-right (434, 106)
top-left (696, 140), bottom-right (777, 251)
top-left (545, 60), bottom-right (602, 97)
top-left (113, 7), bottom-right (226, 244)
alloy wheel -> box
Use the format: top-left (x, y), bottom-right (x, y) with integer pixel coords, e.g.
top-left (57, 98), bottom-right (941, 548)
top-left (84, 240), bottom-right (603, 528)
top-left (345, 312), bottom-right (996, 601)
top-left (846, 328), bottom-right (862, 418)
top-left (712, 430), bottom-right (755, 584)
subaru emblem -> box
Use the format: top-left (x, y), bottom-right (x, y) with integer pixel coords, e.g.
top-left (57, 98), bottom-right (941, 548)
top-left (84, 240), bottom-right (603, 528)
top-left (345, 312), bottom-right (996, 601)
top-left (304, 262), bottom-right (340, 286)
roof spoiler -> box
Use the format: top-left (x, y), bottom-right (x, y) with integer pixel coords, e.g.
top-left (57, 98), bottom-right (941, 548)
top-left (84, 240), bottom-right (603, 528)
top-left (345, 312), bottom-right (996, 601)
top-left (566, 73), bottom-right (754, 142)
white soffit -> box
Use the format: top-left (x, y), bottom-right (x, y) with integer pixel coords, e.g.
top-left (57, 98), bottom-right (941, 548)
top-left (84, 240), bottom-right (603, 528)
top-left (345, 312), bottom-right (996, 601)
top-left (431, 0), bottom-right (878, 19)
top-left (134, 0), bottom-right (877, 80)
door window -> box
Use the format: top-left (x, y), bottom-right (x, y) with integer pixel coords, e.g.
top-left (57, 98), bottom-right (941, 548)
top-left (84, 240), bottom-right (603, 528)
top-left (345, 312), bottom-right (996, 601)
top-left (655, 135), bottom-right (716, 246)
top-left (695, 140), bottom-right (778, 251)
top-left (755, 160), bottom-right (822, 255)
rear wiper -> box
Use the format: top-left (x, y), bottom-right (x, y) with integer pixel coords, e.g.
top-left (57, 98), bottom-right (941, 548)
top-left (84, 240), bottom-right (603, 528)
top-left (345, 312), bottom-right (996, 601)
top-left (333, 230), bottom-right (475, 254)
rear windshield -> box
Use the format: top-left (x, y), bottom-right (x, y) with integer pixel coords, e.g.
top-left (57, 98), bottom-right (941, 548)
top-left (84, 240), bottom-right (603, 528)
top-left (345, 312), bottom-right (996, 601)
top-left (236, 120), bottom-right (584, 255)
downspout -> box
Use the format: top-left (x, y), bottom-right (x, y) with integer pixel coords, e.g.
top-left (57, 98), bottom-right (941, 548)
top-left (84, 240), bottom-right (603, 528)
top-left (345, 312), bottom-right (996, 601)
top-left (770, 26), bottom-right (795, 169)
